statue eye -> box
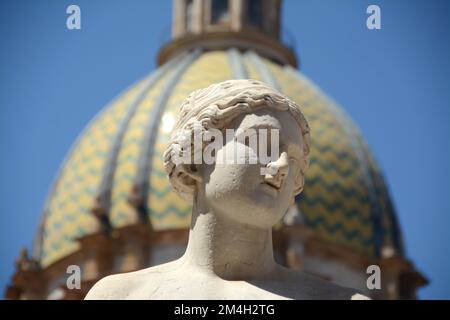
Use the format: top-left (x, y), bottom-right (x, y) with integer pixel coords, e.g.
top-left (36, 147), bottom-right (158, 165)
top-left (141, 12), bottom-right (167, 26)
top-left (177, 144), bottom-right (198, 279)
top-left (243, 133), bottom-right (257, 147)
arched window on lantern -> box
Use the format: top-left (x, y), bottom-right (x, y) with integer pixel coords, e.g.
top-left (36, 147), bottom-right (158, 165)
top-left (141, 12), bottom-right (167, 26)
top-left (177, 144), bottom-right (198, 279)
top-left (211, 0), bottom-right (230, 24)
top-left (186, 0), bottom-right (194, 33)
top-left (246, 0), bottom-right (263, 29)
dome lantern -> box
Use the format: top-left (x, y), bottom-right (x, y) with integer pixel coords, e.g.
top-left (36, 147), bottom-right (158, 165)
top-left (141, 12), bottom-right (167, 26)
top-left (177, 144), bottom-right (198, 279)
top-left (159, 0), bottom-right (297, 67)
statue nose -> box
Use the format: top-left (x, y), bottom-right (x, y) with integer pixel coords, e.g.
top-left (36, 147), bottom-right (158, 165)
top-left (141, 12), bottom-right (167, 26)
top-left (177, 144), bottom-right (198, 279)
top-left (264, 152), bottom-right (289, 188)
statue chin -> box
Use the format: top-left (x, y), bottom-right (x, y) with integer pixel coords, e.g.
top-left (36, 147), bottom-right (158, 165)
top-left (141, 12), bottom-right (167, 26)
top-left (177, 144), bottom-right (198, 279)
top-left (203, 183), bottom-right (288, 229)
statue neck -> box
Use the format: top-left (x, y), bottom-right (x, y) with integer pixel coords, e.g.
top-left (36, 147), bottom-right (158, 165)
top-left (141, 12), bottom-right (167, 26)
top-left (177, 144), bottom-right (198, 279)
top-left (182, 190), bottom-right (277, 280)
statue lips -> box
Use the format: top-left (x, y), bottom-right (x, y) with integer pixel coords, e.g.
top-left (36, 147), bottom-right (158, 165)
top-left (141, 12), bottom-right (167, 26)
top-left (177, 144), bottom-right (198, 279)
top-left (261, 180), bottom-right (281, 195)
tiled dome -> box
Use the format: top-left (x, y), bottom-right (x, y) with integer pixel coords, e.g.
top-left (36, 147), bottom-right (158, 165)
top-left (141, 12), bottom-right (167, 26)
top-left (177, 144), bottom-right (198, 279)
top-left (34, 49), bottom-right (403, 267)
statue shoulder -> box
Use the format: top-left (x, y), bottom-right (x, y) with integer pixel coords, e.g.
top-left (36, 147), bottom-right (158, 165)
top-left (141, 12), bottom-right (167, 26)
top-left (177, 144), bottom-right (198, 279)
top-left (84, 272), bottom-right (139, 300)
top-left (299, 272), bottom-right (371, 300)
top-left (276, 266), bottom-right (371, 300)
top-left (84, 260), bottom-right (181, 300)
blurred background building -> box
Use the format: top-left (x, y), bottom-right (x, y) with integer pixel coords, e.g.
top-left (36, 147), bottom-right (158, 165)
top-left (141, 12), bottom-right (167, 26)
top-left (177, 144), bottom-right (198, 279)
top-left (4, 0), bottom-right (429, 299)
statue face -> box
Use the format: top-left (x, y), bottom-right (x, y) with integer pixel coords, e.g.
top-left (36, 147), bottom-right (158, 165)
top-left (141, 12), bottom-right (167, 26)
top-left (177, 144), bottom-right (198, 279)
top-left (200, 108), bottom-right (305, 229)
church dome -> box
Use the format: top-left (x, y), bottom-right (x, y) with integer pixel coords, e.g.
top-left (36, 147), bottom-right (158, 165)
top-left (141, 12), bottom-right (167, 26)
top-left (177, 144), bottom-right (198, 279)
top-left (34, 48), bottom-right (404, 268)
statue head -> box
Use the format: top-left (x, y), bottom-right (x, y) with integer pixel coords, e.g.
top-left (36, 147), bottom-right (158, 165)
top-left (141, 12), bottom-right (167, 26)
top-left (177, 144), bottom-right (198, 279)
top-left (164, 79), bottom-right (311, 229)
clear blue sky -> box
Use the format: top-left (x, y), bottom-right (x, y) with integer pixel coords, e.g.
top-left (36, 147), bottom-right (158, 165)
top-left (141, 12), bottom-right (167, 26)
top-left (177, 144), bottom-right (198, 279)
top-left (1, 0), bottom-right (449, 299)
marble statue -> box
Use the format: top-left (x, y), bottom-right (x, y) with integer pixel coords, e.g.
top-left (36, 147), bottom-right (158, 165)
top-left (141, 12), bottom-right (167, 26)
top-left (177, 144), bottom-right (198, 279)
top-left (85, 79), bottom-right (369, 300)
